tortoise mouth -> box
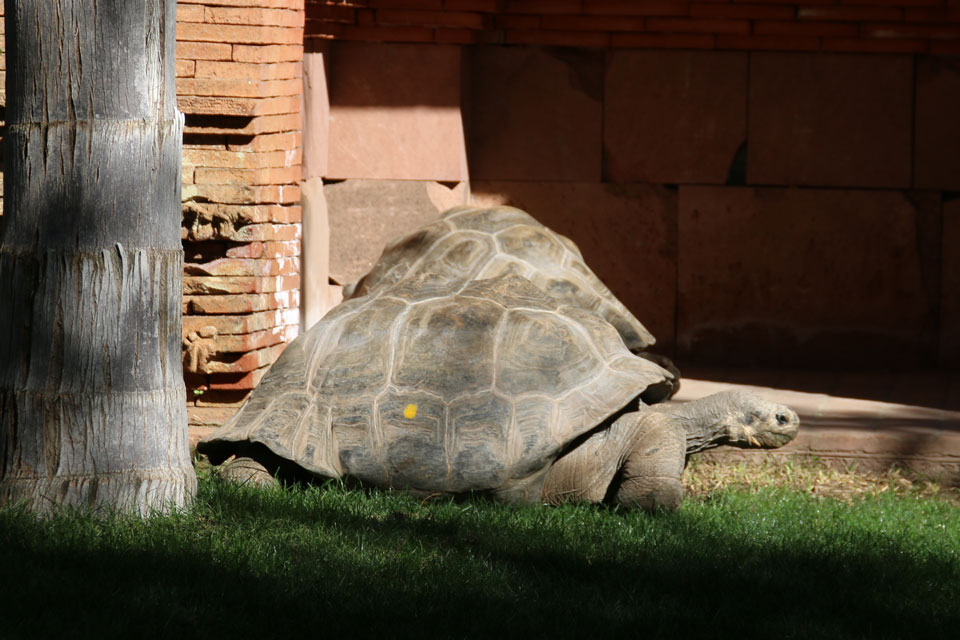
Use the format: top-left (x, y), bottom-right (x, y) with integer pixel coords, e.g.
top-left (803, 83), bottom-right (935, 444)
top-left (729, 414), bottom-right (800, 449)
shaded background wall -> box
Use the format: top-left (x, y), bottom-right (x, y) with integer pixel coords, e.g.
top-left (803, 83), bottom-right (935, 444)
top-left (0, 0), bottom-right (958, 430)
top-left (306, 0), bottom-right (960, 376)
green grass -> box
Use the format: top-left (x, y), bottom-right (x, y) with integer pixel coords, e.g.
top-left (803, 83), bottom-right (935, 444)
top-left (1, 468), bottom-right (958, 640)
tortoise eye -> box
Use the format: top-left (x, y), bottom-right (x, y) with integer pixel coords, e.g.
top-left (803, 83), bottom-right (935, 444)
top-left (776, 413), bottom-right (789, 425)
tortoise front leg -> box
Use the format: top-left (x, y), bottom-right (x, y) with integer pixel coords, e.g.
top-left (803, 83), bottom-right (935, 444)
top-left (609, 413), bottom-right (686, 511)
top-left (541, 412), bottom-right (686, 511)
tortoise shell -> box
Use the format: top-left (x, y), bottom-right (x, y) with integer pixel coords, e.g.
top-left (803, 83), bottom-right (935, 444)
top-left (199, 274), bottom-right (667, 497)
top-left (345, 205), bottom-right (656, 352)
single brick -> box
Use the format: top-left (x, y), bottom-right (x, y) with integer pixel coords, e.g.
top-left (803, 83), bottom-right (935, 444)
top-left (228, 223), bottom-right (302, 243)
top-left (204, 7), bottom-right (305, 28)
top-left (185, 291), bottom-right (300, 315)
top-left (689, 3), bottom-right (795, 20)
top-left (177, 41), bottom-right (233, 61)
top-left (505, 0), bottom-right (582, 14)
top-left (540, 14), bottom-right (646, 31)
top-left (861, 22), bottom-right (960, 39)
top-left (183, 308), bottom-right (300, 337)
top-left (493, 14), bottom-right (540, 29)
top-left (184, 256), bottom-right (301, 278)
top-left (434, 28), bottom-right (485, 44)
top-left (798, 6), bottom-right (903, 22)
top-left (377, 9), bottom-right (488, 29)
top-left (717, 35), bottom-right (820, 51)
top-left (753, 20), bottom-right (859, 37)
top-left (305, 3), bottom-right (358, 23)
top-left (336, 25), bottom-right (435, 42)
top-left (232, 44), bottom-right (305, 63)
top-left (646, 17), bottom-right (750, 35)
top-left (444, 0), bottom-right (500, 11)
top-left (183, 148), bottom-right (302, 170)
top-left (183, 182), bottom-right (301, 205)
top-left (176, 4), bottom-right (205, 23)
top-left (193, 165), bottom-right (301, 185)
top-left (224, 240), bottom-right (300, 259)
top-left (176, 59), bottom-right (197, 78)
top-left (505, 29), bottom-right (610, 47)
top-left (583, 0), bottom-right (688, 15)
top-left (176, 23), bottom-right (303, 45)
top-left (207, 367), bottom-right (270, 391)
top-left (194, 60), bottom-right (302, 81)
top-left (183, 274), bottom-right (301, 295)
top-left (227, 131), bottom-right (302, 152)
top-left (821, 37), bottom-right (928, 54)
top-left (610, 33), bottom-right (715, 48)
top-left (177, 77), bottom-right (301, 99)
top-left (369, 0), bottom-right (443, 8)
top-left (202, 344), bottom-right (289, 375)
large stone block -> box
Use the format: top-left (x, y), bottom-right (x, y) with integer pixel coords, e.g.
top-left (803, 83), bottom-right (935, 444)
top-left (604, 50), bottom-right (747, 184)
top-left (915, 57), bottom-right (960, 190)
top-left (464, 46), bottom-right (603, 182)
top-left (677, 187), bottom-right (941, 367)
top-left (748, 53), bottom-right (913, 188)
top-left (470, 181), bottom-right (677, 351)
top-left (325, 179), bottom-right (468, 286)
top-left (943, 198), bottom-right (960, 366)
top-left (325, 42), bottom-right (466, 181)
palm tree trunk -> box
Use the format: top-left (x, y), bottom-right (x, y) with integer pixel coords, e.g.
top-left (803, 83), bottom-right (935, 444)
top-left (0, 0), bottom-right (196, 514)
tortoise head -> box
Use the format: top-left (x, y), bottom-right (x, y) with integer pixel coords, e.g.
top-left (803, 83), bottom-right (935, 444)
top-left (718, 391), bottom-right (800, 449)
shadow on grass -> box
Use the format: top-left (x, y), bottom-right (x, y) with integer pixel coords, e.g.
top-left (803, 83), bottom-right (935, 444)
top-left (1, 479), bottom-right (957, 640)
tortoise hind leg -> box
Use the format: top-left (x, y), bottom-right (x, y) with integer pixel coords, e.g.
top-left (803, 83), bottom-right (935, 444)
top-left (610, 413), bottom-right (686, 511)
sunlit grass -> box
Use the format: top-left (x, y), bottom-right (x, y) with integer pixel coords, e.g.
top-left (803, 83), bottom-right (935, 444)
top-left (0, 460), bottom-right (957, 639)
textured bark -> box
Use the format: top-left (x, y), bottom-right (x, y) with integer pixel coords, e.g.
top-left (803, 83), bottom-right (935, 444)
top-left (0, 0), bottom-right (196, 515)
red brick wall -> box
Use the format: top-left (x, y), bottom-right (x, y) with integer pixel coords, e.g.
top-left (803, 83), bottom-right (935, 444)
top-left (176, 1), bottom-right (306, 427)
top-left (304, 0), bottom-right (960, 54)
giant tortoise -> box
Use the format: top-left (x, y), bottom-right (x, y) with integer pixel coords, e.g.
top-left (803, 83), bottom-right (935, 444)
top-left (344, 205), bottom-right (657, 353)
top-left (199, 274), bottom-right (799, 510)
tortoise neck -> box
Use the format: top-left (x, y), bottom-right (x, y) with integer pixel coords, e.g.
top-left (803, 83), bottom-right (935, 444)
top-left (654, 397), bottom-right (731, 454)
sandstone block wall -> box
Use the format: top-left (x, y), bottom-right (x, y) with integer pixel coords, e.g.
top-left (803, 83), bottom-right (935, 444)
top-left (305, 1), bottom-right (960, 371)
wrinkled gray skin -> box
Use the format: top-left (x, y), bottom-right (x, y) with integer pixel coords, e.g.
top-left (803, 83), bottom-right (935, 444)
top-left (541, 390), bottom-right (800, 510)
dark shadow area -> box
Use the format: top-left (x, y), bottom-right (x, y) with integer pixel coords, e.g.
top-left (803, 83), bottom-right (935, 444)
top-left (1, 479), bottom-right (957, 640)
top-left (681, 366), bottom-right (960, 413)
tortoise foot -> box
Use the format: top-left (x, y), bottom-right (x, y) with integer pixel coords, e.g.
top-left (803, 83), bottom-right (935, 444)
top-left (218, 456), bottom-right (277, 488)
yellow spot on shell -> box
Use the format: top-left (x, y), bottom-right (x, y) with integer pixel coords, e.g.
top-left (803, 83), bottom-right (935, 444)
top-left (403, 404), bottom-right (418, 419)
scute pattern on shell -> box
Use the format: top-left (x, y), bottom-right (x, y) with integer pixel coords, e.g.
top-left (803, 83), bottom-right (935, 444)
top-left (346, 206), bottom-right (656, 351)
top-left (200, 274), bottom-right (667, 495)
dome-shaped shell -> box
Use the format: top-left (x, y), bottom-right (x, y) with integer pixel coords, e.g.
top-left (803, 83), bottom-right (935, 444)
top-left (199, 274), bottom-right (667, 496)
top-left (346, 205), bottom-right (656, 352)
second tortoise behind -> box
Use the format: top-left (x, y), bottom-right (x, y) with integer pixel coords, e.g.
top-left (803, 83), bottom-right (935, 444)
top-left (344, 205), bottom-right (658, 353)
